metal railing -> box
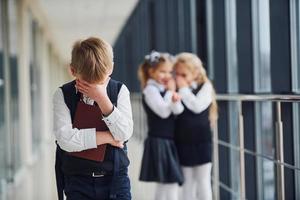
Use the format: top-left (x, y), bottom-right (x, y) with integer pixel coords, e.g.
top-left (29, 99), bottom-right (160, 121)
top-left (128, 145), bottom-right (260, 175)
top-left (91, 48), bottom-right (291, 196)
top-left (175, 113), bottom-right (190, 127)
top-left (213, 94), bottom-right (300, 200)
top-left (130, 93), bottom-right (300, 200)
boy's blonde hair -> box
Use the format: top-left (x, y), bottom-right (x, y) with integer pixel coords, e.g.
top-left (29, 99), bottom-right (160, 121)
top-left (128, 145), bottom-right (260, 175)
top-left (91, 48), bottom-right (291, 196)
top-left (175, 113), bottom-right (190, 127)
top-left (175, 52), bottom-right (218, 128)
top-left (71, 37), bottom-right (113, 83)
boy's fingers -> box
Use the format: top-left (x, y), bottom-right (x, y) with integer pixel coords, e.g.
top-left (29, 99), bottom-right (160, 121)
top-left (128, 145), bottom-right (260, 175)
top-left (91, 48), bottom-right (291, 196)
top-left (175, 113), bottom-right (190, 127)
top-left (111, 142), bottom-right (123, 148)
top-left (77, 86), bottom-right (88, 94)
top-left (117, 143), bottom-right (124, 148)
top-left (78, 81), bottom-right (89, 89)
top-left (76, 82), bottom-right (89, 91)
top-left (112, 141), bottom-right (124, 148)
top-left (76, 84), bottom-right (85, 90)
top-left (77, 79), bottom-right (91, 88)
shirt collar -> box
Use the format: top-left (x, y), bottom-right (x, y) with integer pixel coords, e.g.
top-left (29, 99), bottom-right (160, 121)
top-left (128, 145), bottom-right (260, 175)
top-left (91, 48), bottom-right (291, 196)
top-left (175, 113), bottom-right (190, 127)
top-left (147, 79), bottom-right (165, 92)
top-left (75, 85), bottom-right (95, 105)
top-left (190, 81), bottom-right (198, 90)
top-left (83, 95), bottom-right (94, 105)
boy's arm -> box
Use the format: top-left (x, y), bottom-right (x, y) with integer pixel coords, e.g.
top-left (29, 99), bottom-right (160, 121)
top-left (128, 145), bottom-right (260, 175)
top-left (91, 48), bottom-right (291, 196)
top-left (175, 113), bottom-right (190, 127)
top-left (100, 85), bottom-right (134, 142)
top-left (76, 80), bottom-right (133, 142)
top-left (53, 88), bottom-right (98, 152)
top-left (96, 131), bottom-right (123, 148)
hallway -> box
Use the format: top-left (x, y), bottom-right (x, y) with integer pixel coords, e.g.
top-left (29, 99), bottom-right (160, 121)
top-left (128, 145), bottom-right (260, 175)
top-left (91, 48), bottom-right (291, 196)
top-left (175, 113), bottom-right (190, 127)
top-left (1, 0), bottom-right (300, 199)
top-left (5, 138), bottom-right (156, 200)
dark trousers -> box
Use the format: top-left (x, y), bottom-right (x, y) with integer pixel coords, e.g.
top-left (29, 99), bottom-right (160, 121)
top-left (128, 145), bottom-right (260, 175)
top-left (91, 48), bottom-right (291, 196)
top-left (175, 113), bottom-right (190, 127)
top-left (55, 144), bottom-right (130, 200)
top-left (55, 146), bottom-right (65, 200)
top-left (64, 169), bottom-right (131, 200)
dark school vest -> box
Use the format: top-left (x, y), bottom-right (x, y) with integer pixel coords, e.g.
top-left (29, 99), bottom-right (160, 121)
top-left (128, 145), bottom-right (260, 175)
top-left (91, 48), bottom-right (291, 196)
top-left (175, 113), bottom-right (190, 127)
top-left (142, 90), bottom-right (175, 139)
top-left (175, 84), bottom-right (212, 144)
top-left (59, 79), bottom-right (129, 174)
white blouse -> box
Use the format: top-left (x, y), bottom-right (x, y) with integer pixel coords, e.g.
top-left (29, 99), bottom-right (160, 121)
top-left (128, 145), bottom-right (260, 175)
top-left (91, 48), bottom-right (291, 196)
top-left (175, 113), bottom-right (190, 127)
top-left (178, 81), bottom-right (213, 114)
top-left (143, 79), bottom-right (184, 118)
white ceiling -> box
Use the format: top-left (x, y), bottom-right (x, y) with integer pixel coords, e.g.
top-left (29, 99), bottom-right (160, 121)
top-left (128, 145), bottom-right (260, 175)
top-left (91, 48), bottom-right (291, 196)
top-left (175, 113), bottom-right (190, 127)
top-left (39, 0), bottom-right (138, 62)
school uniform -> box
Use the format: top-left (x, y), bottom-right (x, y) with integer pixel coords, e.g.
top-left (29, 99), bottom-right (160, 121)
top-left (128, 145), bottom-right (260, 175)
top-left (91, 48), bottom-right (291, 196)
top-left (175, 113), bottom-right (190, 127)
top-left (139, 79), bottom-right (184, 185)
top-left (175, 82), bottom-right (213, 166)
top-left (175, 81), bottom-right (213, 200)
top-left (53, 79), bottom-right (133, 200)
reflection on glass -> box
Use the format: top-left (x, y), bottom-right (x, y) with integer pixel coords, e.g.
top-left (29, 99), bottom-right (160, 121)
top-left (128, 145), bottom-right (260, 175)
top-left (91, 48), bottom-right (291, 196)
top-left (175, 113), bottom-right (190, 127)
top-left (256, 102), bottom-right (275, 200)
top-left (0, 49), bottom-right (5, 180)
top-left (229, 102), bottom-right (240, 199)
top-left (293, 102), bottom-right (300, 197)
top-left (9, 0), bottom-right (21, 173)
top-left (0, 0), bottom-right (6, 187)
top-left (29, 15), bottom-right (42, 153)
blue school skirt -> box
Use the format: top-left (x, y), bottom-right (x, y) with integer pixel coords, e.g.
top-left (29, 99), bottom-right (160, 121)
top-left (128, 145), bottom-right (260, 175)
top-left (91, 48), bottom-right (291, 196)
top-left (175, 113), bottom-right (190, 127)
top-left (139, 137), bottom-right (184, 185)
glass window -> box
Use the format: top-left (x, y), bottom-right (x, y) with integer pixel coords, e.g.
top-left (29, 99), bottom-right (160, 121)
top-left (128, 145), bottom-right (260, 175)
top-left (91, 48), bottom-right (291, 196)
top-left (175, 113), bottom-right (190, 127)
top-left (225, 1), bottom-right (241, 198)
top-left (252, 0), bottom-right (271, 92)
top-left (8, 0), bottom-right (20, 172)
top-left (293, 103), bottom-right (300, 199)
top-left (205, 0), bottom-right (214, 80)
top-left (290, 0), bottom-right (300, 93)
top-left (0, 0), bottom-right (6, 186)
top-left (228, 102), bottom-right (241, 199)
top-left (225, 0), bottom-right (238, 93)
top-left (255, 102), bottom-right (275, 200)
top-left (252, 0), bottom-right (275, 199)
top-left (290, 1), bottom-right (300, 197)
top-left (29, 15), bottom-right (42, 153)
top-left (0, 0), bottom-right (20, 186)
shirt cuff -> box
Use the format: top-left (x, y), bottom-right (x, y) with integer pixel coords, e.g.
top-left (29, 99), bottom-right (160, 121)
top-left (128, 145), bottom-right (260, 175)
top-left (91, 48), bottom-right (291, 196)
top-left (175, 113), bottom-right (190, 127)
top-left (102, 106), bottom-right (121, 126)
top-left (83, 128), bottom-right (97, 149)
top-left (164, 90), bottom-right (173, 103)
top-left (171, 101), bottom-right (184, 115)
top-left (178, 87), bottom-right (191, 97)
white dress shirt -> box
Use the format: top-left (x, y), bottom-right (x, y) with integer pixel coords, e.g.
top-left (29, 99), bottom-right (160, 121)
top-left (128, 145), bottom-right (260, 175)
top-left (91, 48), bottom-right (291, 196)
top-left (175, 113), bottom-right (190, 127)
top-left (143, 79), bottom-right (184, 118)
top-left (178, 81), bottom-right (213, 114)
top-left (53, 84), bottom-right (133, 152)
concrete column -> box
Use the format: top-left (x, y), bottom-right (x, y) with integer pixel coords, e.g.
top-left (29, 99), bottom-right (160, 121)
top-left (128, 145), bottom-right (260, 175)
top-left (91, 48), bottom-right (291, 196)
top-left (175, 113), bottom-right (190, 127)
top-left (17, 0), bottom-right (33, 165)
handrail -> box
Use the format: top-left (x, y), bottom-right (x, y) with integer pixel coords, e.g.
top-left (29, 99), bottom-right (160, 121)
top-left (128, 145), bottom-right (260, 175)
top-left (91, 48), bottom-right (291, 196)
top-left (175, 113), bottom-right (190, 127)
top-left (132, 92), bottom-right (300, 102)
top-left (130, 92), bottom-right (300, 200)
top-left (217, 94), bottom-right (300, 102)
top-left (214, 93), bottom-right (300, 200)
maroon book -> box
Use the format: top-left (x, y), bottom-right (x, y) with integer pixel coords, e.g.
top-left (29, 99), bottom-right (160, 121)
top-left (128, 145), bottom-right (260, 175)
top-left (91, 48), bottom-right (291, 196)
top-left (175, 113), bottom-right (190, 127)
top-left (69, 100), bottom-right (108, 162)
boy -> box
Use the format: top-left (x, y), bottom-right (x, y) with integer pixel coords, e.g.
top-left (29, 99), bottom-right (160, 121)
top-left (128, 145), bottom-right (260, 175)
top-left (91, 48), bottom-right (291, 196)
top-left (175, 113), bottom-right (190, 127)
top-left (53, 37), bottom-right (133, 200)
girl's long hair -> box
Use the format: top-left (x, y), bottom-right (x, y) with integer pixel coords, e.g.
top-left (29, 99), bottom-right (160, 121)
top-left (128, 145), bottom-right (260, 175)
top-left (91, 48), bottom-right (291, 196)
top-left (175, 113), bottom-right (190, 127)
top-left (175, 52), bottom-right (218, 128)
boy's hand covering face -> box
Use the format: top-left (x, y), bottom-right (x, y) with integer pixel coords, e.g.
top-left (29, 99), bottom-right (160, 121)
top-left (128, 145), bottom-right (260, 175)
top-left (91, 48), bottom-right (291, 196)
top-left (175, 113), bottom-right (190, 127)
top-left (75, 77), bottom-right (110, 101)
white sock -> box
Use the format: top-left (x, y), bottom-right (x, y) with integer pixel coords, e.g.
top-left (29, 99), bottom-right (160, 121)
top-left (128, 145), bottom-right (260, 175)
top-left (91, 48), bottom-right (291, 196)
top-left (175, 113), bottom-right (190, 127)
top-left (181, 163), bottom-right (212, 200)
top-left (195, 163), bottom-right (212, 200)
top-left (155, 183), bottom-right (179, 200)
top-left (181, 167), bottom-right (197, 200)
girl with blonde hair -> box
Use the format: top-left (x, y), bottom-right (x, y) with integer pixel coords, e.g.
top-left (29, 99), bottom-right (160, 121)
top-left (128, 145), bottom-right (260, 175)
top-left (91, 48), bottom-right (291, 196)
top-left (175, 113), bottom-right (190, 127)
top-left (174, 52), bottom-right (218, 200)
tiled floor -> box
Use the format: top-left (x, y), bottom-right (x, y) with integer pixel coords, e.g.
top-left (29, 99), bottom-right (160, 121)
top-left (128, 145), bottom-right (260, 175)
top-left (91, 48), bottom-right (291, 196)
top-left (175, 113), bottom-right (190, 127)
top-left (5, 141), bottom-right (57, 200)
top-left (128, 138), bottom-right (156, 200)
top-left (5, 138), bottom-right (155, 200)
